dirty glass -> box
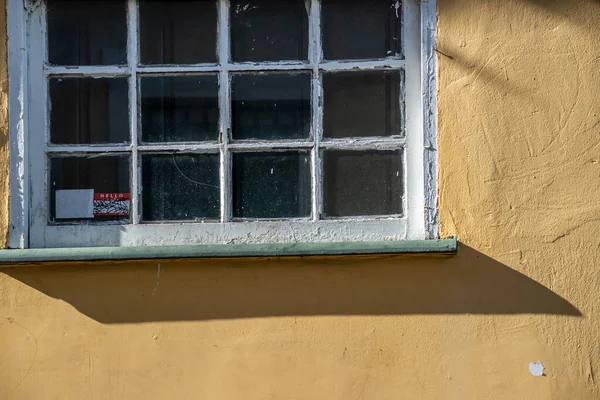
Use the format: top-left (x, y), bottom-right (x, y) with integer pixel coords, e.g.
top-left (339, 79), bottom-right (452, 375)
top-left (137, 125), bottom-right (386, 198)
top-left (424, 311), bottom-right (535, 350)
top-left (323, 71), bottom-right (401, 138)
top-left (140, 75), bottom-right (219, 143)
top-left (50, 78), bottom-right (129, 145)
top-left (47, 0), bottom-right (127, 65)
top-left (231, 73), bottom-right (311, 140)
top-left (321, 0), bottom-right (401, 60)
top-left (230, 0), bottom-right (309, 62)
top-left (323, 150), bottom-right (403, 217)
top-left (50, 155), bottom-right (130, 222)
top-left (142, 154), bottom-right (220, 221)
top-left (233, 152), bottom-right (311, 218)
top-left (139, 0), bottom-right (217, 65)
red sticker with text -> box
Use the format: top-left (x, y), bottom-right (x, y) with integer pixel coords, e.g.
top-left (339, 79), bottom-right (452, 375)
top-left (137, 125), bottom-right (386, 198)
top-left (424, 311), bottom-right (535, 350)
top-left (93, 193), bottom-right (130, 216)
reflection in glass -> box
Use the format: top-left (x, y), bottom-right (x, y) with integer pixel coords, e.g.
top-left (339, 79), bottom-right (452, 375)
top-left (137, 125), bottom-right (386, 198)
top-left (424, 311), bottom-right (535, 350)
top-left (142, 154), bottom-right (220, 221)
top-left (232, 73), bottom-right (311, 140)
top-left (324, 151), bottom-right (403, 217)
top-left (230, 0), bottom-right (308, 62)
top-left (139, 0), bottom-right (217, 64)
top-left (323, 71), bottom-right (401, 138)
top-left (50, 78), bottom-right (129, 145)
top-left (233, 152), bottom-right (311, 218)
top-left (140, 75), bottom-right (219, 143)
top-left (50, 155), bottom-right (130, 222)
top-left (48, 0), bottom-right (127, 65)
top-left (322, 0), bottom-right (401, 60)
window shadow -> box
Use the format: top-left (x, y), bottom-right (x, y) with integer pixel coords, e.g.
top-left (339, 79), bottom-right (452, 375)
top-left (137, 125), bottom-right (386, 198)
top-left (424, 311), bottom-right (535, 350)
top-left (1, 244), bottom-right (581, 323)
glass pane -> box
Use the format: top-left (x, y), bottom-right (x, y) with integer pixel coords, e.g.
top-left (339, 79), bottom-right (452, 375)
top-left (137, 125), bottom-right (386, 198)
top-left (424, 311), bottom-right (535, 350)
top-left (232, 73), bottom-right (311, 140)
top-left (50, 78), bottom-right (129, 145)
top-left (140, 75), bottom-right (219, 143)
top-left (48, 0), bottom-right (127, 65)
top-left (322, 0), bottom-right (401, 60)
top-left (233, 152), bottom-right (311, 218)
top-left (323, 151), bottom-right (403, 217)
top-left (50, 155), bottom-right (130, 222)
top-left (323, 71), bottom-right (401, 138)
top-left (230, 0), bottom-right (308, 62)
top-left (139, 0), bottom-right (217, 64)
top-left (142, 154), bottom-right (220, 221)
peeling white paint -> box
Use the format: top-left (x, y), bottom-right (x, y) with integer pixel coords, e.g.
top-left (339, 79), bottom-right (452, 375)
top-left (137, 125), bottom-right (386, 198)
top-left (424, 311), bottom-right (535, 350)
top-left (7, 0), bottom-right (28, 248)
top-left (421, 0), bottom-right (439, 239)
top-left (233, 3), bottom-right (256, 14)
top-left (529, 361), bottom-right (544, 376)
top-left (393, 0), bottom-right (401, 19)
top-left (23, 0), bottom-right (41, 13)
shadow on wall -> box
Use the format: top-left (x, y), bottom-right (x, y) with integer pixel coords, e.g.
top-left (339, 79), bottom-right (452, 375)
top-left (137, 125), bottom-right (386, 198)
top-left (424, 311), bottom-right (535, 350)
top-left (1, 244), bottom-right (581, 323)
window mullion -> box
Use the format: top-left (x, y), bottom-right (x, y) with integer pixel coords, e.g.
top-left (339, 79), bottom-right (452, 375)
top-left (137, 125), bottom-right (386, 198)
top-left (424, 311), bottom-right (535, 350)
top-left (309, 0), bottom-right (322, 222)
top-left (127, 0), bottom-right (140, 224)
top-left (218, 0), bottom-right (232, 222)
top-left (22, 1), bottom-right (46, 247)
top-left (44, 66), bottom-right (129, 77)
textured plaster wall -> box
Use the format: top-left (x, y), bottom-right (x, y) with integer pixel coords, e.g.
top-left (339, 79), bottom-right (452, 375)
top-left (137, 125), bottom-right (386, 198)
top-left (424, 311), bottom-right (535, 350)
top-left (1, 0), bottom-right (600, 398)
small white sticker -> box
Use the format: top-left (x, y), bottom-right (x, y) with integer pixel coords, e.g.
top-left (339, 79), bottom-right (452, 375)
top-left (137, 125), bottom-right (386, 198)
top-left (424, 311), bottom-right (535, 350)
top-left (55, 189), bottom-right (94, 219)
top-left (529, 361), bottom-right (544, 377)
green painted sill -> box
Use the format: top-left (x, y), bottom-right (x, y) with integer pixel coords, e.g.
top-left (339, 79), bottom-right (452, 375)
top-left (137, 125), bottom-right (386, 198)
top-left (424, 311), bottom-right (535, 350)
top-left (0, 239), bottom-right (457, 265)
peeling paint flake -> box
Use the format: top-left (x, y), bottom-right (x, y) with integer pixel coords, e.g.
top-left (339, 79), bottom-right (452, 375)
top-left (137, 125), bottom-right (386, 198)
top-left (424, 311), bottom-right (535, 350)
top-left (234, 3), bottom-right (257, 14)
top-left (393, 1), bottom-right (401, 19)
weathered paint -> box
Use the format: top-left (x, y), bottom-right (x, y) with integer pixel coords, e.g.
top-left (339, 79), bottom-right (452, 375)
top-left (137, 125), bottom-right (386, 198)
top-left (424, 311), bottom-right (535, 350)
top-left (1, 0), bottom-right (600, 399)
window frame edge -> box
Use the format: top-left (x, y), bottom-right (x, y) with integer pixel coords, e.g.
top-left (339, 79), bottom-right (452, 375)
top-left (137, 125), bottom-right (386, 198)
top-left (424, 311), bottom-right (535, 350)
top-left (421, 0), bottom-right (439, 239)
top-left (7, 0), bottom-right (29, 249)
top-left (7, 0), bottom-right (440, 249)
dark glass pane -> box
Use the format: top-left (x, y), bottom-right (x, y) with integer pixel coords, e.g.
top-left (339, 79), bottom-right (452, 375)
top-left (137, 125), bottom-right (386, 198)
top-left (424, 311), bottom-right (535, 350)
top-left (322, 0), bottom-right (401, 60)
top-left (232, 73), bottom-right (311, 140)
top-left (50, 155), bottom-right (130, 222)
top-left (323, 71), bottom-right (400, 138)
top-left (233, 152), bottom-right (311, 218)
top-left (48, 0), bottom-right (127, 65)
top-left (142, 154), bottom-right (220, 221)
top-left (230, 0), bottom-right (308, 62)
top-left (50, 78), bottom-right (129, 145)
top-left (324, 151), bottom-right (403, 217)
top-left (140, 75), bottom-right (219, 143)
top-left (139, 0), bottom-right (217, 64)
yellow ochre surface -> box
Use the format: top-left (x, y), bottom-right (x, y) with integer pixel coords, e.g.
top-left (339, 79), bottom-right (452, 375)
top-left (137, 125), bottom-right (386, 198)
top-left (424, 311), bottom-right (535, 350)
top-left (1, 0), bottom-right (600, 398)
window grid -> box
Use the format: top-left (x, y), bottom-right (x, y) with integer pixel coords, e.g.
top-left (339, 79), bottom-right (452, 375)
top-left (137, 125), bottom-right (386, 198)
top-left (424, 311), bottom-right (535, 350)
top-left (42, 0), bottom-right (407, 225)
top-left (13, 0), bottom-right (435, 248)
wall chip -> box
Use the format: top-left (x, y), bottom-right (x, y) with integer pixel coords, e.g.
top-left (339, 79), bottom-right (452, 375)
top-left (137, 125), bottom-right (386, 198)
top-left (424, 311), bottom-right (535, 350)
top-left (529, 361), bottom-right (544, 377)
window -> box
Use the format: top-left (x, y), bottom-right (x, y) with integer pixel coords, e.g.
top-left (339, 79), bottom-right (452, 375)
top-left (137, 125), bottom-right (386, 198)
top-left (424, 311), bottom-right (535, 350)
top-left (8, 0), bottom-right (438, 248)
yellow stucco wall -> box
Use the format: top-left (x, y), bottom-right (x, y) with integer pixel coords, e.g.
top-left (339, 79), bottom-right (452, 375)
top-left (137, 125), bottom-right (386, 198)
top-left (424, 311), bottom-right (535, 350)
top-left (1, 0), bottom-right (600, 398)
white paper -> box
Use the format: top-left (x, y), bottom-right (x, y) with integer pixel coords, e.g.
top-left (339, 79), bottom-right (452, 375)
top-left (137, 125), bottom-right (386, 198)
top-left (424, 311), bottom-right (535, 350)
top-left (55, 189), bottom-right (94, 219)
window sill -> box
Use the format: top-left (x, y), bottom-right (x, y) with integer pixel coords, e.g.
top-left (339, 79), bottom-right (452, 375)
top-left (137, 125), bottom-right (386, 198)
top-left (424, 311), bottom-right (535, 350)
top-left (0, 239), bottom-right (457, 266)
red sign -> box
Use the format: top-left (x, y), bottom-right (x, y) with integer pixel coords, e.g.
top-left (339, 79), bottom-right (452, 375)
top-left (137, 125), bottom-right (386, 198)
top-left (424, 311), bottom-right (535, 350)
top-left (93, 193), bottom-right (130, 216)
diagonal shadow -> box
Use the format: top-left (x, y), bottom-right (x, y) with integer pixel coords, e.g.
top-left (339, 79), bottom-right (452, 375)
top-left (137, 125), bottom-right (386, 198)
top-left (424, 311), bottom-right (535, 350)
top-left (1, 244), bottom-right (581, 323)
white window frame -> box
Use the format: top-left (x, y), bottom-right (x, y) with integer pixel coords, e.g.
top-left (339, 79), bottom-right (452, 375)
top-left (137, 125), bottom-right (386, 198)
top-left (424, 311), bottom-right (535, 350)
top-left (7, 0), bottom-right (438, 249)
